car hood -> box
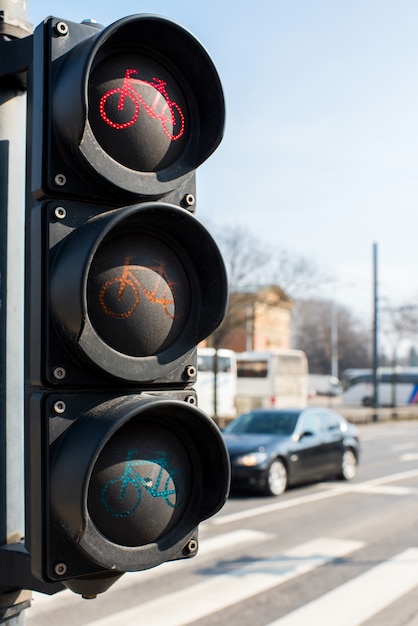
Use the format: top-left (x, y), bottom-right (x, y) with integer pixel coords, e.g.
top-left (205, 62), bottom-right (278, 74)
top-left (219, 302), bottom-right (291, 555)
top-left (223, 433), bottom-right (289, 456)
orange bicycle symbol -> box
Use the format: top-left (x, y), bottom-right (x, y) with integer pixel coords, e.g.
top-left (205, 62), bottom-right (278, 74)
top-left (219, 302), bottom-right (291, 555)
top-left (99, 68), bottom-right (185, 141)
top-left (99, 256), bottom-right (180, 320)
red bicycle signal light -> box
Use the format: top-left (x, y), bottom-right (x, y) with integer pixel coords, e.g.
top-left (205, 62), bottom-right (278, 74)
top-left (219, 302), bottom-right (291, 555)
top-left (94, 66), bottom-right (187, 171)
top-left (32, 15), bottom-right (225, 200)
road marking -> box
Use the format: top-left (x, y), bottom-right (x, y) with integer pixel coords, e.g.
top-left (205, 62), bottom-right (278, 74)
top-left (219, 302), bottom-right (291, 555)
top-left (350, 484), bottom-right (418, 495)
top-left (393, 442), bottom-right (418, 451)
top-left (213, 468), bottom-right (418, 526)
top-left (213, 488), bottom-right (348, 525)
top-left (266, 548), bottom-right (418, 626)
top-left (28, 529), bottom-right (273, 614)
top-left (83, 538), bottom-right (364, 626)
top-left (401, 453), bottom-right (418, 462)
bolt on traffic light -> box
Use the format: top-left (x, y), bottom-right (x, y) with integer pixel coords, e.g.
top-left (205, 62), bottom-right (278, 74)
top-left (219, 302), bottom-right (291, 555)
top-left (25, 14), bottom-right (230, 598)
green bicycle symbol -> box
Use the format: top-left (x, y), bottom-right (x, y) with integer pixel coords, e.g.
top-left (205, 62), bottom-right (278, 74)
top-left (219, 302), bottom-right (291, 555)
top-left (101, 450), bottom-right (181, 518)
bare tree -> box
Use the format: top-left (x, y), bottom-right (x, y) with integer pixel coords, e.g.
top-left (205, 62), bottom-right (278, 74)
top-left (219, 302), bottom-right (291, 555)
top-left (379, 303), bottom-right (418, 366)
top-left (208, 224), bottom-right (334, 350)
top-left (214, 225), bottom-right (331, 296)
top-left (206, 226), bottom-right (271, 348)
top-left (271, 249), bottom-right (332, 300)
top-left (215, 224), bottom-right (271, 290)
top-left (292, 298), bottom-right (372, 376)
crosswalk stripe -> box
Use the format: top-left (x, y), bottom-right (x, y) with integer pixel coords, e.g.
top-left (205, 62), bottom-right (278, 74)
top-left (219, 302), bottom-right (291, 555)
top-left (82, 538), bottom-right (364, 626)
top-left (266, 547), bottom-right (418, 626)
top-left (401, 453), bottom-right (418, 462)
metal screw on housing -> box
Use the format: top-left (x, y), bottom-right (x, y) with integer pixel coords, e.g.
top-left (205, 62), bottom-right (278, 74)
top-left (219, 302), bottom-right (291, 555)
top-left (183, 538), bottom-right (198, 556)
top-left (185, 365), bottom-right (196, 379)
top-left (54, 206), bottom-right (67, 220)
top-left (55, 22), bottom-right (69, 36)
top-left (55, 173), bottom-right (67, 186)
top-left (54, 562), bottom-right (67, 576)
top-left (185, 395), bottom-right (197, 405)
top-left (53, 367), bottom-right (66, 380)
top-left (183, 193), bottom-right (195, 208)
top-left (53, 400), bottom-right (66, 414)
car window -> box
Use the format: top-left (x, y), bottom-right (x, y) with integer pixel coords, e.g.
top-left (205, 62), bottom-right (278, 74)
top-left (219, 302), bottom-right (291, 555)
top-left (299, 413), bottom-right (321, 436)
top-left (224, 411), bottom-right (300, 435)
top-left (319, 411), bottom-right (341, 432)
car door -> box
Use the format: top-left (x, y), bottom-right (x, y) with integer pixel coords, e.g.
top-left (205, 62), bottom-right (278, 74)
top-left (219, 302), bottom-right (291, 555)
top-left (292, 411), bottom-right (325, 480)
top-left (317, 409), bottom-right (345, 471)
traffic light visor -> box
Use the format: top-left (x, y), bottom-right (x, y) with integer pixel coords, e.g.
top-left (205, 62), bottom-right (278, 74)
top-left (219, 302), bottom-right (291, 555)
top-left (50, 202), bottom-right (228, 382)
top-left (50, 395), bottom-right (231, 572)
top-left (50, 15), bottom-right (225, 197)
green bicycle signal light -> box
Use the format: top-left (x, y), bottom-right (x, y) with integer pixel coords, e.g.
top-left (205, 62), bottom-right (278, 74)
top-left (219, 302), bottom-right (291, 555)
top-left (28, 393), bottom-right (229, 594)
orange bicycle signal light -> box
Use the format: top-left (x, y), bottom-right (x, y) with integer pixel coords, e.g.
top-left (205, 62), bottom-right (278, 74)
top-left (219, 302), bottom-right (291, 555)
top-left (48, 202), bottom-right (227, 380)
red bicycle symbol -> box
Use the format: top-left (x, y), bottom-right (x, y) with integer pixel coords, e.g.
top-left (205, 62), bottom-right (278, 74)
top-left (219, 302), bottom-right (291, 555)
top-left (99, 68), bottom-right (185, 141)
top-left (99, 256), bottom-right (180, 320)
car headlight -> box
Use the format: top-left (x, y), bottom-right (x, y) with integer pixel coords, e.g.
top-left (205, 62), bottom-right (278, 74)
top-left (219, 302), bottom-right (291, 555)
top-left (234, 452), bottom-right (269, 467)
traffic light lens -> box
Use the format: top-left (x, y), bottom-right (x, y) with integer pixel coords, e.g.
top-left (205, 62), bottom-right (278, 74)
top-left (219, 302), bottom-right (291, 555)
top-left (89, 52), bottom-right (189, 172)
top-left (87, 231), bottom-right (189, 357)
top-left (87, 419), bottom-right (192, 547)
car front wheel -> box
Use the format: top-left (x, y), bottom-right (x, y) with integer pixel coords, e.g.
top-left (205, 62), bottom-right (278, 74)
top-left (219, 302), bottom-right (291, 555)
top-left (264, 459), bottom-right (287, 496)
top-left (339, 448), bottom-right (357, 481)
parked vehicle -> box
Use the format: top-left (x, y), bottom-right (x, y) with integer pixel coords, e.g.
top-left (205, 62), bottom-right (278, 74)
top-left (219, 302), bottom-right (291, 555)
top-left (308, 374), bottom-right (342, 397)
top-left (342, 367), bottom-right (418, 407)
top-left (236, 349), bottom-right (309, 414)
top-left (195, 348), bottom-right (237, 421)
top-left (223, 407), bottom-right (360, 496)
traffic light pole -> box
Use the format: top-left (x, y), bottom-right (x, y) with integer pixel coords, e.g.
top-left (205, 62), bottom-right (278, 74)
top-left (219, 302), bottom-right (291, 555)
top-left (0, 0), bottom-right (32, 622)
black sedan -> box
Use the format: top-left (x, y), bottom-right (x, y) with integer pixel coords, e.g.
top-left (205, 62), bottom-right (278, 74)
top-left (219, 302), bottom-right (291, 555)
top-left (223, 407), bottom-right (360, 496)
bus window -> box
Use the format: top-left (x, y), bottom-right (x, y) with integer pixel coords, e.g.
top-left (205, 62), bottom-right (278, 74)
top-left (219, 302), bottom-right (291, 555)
top-left (236, 360), bottom-right (268, 378)
top-left (236, 350), bottom-right (309, 411)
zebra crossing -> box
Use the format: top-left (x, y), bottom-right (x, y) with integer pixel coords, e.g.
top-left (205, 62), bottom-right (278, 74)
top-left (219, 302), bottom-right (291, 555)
top-left (266, 548), bottom-right (418, 626)
top-left (26, 527), bottom-right (418, 626)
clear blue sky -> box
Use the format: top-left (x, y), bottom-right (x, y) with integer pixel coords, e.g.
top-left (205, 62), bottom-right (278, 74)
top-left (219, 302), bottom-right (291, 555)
top-left (28, 0), bottom-right (418, 320)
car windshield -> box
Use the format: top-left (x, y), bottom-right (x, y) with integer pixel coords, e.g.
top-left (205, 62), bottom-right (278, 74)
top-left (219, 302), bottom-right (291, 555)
top-left (224, 411), bottom-right (300, 436)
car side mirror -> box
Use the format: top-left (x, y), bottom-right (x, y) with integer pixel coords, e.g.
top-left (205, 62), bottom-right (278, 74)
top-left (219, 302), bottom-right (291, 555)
top-left (299, 430), bottom-right (315, 440)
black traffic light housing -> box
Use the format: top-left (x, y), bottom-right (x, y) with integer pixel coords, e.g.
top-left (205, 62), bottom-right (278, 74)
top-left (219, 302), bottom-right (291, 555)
top-left (31, 15), bottom-right (224, 203)
top-left (25, 14), bottom-right (230, 598)
top-left (28, 391), bottom-right (229, 596)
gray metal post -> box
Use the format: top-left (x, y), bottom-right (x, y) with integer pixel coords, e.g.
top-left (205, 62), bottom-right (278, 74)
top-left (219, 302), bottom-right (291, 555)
top-left (0, 0), bottom-right (32, 622)
top-left (372, 242), bottom-right (379, 422)
top-left (330, 300), bottom-right (338, 379)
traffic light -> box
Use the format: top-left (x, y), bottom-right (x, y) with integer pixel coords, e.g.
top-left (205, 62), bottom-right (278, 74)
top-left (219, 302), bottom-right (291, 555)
top-left (25, 15), bottom-right (230, 598)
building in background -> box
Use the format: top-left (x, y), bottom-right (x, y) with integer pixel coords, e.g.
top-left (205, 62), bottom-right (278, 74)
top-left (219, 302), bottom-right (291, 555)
top-left (205, 285), bottom-right (293, 353)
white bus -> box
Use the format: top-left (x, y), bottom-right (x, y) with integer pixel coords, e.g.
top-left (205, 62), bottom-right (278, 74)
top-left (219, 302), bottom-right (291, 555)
top-left (308, 374), bottom-right (343, 397)
top-left (195, 348), bottom-right (237, 422)
top-left (342, 367), bottom-right (418, 407)
top-left (235, 349), bottom-right (309, 413)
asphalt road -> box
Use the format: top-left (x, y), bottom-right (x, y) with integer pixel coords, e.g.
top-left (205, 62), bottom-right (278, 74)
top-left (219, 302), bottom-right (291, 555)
top-left (26, 419), bottom-right (418, 626)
